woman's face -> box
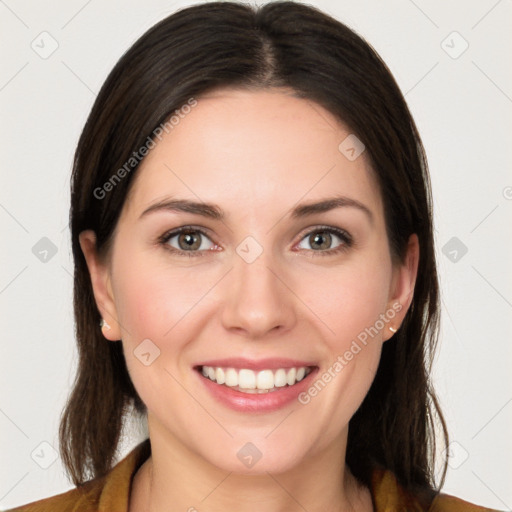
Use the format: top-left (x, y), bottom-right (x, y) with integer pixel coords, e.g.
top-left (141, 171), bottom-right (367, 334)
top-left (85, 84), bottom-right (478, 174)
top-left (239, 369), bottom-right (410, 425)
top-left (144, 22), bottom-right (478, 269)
top-left (81, 88), bottom-right (418, 474)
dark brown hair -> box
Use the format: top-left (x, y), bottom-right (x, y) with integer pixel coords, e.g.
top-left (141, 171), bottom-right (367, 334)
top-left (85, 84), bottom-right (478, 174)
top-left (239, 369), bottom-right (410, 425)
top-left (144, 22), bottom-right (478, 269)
top-left (61, 0), bottom-right (448, 494)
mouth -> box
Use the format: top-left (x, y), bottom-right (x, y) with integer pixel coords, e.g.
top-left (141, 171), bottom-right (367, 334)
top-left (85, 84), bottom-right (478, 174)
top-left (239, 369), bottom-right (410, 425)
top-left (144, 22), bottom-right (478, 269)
top-left (192, 359), bottom-right (319, 412)
top-left (195, 364), bottom-right (316, 394)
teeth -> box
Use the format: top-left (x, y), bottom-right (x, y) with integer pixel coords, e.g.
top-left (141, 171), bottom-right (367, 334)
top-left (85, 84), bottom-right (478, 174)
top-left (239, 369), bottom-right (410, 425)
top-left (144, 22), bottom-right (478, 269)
top-left (256, 370), bottom-right (274, 390)
top-left (238, 369), bottom-right (256, 389)
top-left (215, 367), bottom-right (225, 385)
top-left (274, 368), bottom-right (287, 387)
top-left (225, 368), bottom-right (238, 387)
top-left (199, 365), bottom-right (311, 391)
top-left (286, 367), bottom-right (296, 386)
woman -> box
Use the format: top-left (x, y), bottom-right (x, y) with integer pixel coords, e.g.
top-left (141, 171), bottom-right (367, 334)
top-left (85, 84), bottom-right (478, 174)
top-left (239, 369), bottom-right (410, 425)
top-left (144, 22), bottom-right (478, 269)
top-left (6, 2), bottom-right (501, 511)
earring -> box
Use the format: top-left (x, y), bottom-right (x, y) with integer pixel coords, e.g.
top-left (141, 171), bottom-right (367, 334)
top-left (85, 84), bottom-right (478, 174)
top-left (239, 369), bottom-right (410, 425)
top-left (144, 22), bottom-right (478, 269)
top-left (100, 318), bottom-right (111, 331)
top-left (389, 326), bottom-right (397, 333)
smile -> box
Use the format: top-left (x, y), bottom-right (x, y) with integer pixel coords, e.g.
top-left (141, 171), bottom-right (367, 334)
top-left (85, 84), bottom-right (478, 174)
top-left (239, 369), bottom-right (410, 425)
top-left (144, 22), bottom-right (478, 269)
top-left (199, 365), bottom-right (313, 394)
top-left (194, 360), bottom-right (319, 412)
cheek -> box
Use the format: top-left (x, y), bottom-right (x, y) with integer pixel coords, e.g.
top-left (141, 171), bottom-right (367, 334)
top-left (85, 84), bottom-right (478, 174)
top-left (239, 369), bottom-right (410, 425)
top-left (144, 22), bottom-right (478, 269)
top-left (111, 249), bottom-right (216, 342)
top-left (294, 259), bottom-right (391, 432)
top-left (110, 253), bottom-right (209, 409)
top-left (301, 257), bottom-right (392, 346)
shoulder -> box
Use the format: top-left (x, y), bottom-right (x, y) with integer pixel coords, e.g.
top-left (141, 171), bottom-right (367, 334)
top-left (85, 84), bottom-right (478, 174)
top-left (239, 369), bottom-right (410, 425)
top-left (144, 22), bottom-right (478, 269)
top-left (3, 439), bottom-right (151, 512)
top-left (3, 479), bottom-right (104, 512)
top-left (370, 467), bottom-right (502, 512)
top-left (430, 493), bottom-right (503, 512)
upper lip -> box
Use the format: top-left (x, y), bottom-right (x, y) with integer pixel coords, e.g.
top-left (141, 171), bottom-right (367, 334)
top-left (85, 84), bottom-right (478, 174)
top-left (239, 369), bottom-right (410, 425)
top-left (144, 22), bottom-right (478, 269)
top-left (194, 357), bottom-right (317, 371)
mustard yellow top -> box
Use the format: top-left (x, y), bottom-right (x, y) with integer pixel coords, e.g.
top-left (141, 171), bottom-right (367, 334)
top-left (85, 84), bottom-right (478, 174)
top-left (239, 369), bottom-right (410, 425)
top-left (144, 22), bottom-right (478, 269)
top-left (5, 439), bottom-right (500, 511)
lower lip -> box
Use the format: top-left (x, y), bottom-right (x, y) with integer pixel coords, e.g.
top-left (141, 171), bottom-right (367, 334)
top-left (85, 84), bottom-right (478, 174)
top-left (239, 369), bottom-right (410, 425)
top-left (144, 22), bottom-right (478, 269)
top-left (195, 367), bottom-right (318, 413)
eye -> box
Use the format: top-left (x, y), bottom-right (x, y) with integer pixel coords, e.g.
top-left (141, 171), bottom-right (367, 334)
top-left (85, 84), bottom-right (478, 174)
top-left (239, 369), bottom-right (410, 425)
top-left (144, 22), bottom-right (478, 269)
top-left (296, 226), bottom-right (352, 254)
top-left (159, 227), bottom-right (218, 256)
top-left (158, 225), bottom-right (352, 257)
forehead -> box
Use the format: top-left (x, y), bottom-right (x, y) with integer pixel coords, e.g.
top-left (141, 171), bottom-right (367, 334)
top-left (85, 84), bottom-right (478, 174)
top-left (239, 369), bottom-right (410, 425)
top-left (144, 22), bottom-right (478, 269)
top-left (122, 88), bottom-right (383, 222)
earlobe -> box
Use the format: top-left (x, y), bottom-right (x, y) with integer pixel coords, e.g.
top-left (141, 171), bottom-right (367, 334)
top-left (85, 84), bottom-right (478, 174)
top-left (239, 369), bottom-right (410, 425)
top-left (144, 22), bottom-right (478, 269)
top-left (384, 234), bottom-right (420, 341)
top-left (78, 230), bottom-right (121, 341)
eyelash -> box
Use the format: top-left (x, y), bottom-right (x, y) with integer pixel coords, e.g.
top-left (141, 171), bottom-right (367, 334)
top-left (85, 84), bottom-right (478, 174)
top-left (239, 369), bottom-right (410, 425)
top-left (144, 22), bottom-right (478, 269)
top-left (157, 225), bottom-right (353, 258)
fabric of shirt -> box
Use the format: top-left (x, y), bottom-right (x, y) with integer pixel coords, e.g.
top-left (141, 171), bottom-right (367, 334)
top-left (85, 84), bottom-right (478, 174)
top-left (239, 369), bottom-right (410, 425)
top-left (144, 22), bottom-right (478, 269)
top-left (4, 439), bottom-right (500, 511)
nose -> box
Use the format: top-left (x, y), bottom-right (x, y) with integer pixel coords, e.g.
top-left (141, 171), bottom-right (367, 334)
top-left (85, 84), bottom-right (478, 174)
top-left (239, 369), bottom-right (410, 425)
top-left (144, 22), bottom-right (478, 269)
top-left (220, 252), bottom-right (297, 339)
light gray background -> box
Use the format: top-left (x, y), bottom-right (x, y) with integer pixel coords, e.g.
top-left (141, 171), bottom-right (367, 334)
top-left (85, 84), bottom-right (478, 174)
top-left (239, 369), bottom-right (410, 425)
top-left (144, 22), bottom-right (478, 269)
top-left (1, 0), bottom-right (511, 509)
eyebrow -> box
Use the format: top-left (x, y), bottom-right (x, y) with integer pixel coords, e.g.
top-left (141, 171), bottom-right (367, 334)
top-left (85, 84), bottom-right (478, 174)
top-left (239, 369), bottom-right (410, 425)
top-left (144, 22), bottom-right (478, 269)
top-left (139, 196), bottom-right (373, 224)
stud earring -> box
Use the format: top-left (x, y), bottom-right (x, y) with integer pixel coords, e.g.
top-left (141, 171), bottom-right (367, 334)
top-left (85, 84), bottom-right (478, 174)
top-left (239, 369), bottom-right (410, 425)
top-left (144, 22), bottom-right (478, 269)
top-left (100, 318), bottom-right (111, 331)
top-left (389, 326), bottom-right (397, 333)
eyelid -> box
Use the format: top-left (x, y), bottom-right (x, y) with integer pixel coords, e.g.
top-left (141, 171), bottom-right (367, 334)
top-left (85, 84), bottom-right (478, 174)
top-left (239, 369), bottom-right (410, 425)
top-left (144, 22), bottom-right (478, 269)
top-left (158, 225), bottom-right (210, 243)
top-left (295, 224), bottom-right (352, 242)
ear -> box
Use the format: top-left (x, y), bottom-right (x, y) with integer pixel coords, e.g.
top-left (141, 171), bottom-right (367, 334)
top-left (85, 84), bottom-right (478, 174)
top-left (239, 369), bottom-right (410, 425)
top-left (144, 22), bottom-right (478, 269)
top-left (383, 233), bottom-right (419, 341)
top-left (79, 230), bottom-right (122, 341)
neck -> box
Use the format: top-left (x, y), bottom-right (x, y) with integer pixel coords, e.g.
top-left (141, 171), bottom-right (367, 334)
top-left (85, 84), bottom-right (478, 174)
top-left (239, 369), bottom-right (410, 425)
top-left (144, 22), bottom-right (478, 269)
top-left (130, 419), bottom-right (372, 512)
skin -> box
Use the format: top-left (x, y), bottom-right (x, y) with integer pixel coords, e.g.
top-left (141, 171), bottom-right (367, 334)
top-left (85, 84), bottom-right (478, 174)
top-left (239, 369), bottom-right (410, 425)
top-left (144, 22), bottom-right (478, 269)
top-left (80, 88), bottom-right (419, 512)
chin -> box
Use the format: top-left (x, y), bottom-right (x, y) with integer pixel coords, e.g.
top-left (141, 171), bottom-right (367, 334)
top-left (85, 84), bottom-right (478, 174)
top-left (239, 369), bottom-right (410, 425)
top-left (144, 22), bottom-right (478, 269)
top-left (194, 434), bottom-right (310, 475)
